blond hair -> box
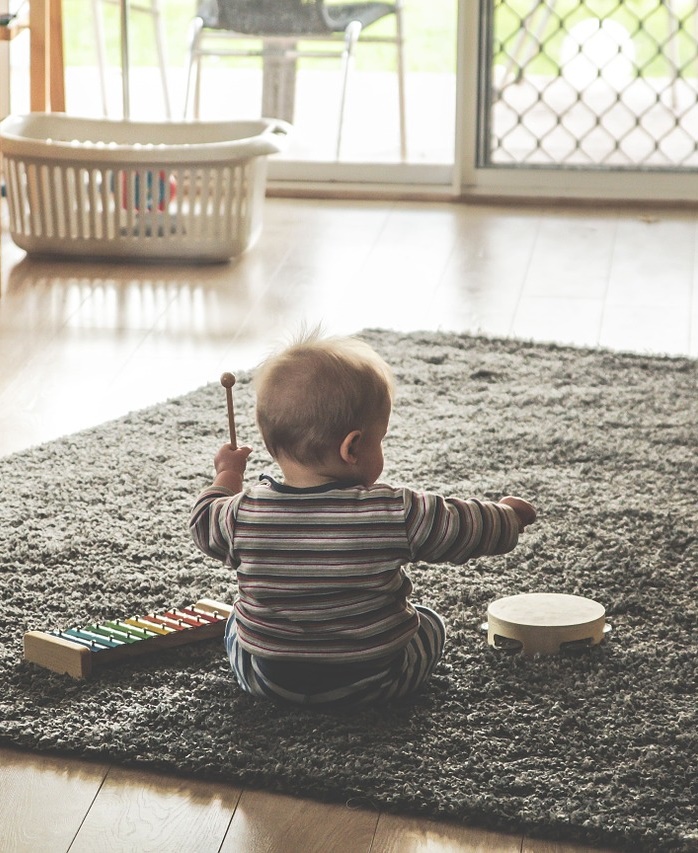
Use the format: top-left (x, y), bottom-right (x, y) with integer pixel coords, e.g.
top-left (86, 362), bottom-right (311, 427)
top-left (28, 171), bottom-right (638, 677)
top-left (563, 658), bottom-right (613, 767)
top-left (254, 331), bottom-right (394, 465)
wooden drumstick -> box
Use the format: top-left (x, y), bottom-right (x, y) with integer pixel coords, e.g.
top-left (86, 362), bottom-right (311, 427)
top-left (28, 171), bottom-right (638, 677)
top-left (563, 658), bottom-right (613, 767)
top-left (220, 372), bottom-right (237, 449)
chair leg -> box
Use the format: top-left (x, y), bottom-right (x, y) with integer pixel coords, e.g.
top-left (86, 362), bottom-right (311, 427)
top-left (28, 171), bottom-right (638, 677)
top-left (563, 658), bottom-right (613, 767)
top-left (91, 0), bottom-right (110, 116)
top-left (183, 17), bottom-right (204, 119)
top-left (336, 20), bottom-right (362, 160)
top-left (150, 0), bottom-right (171, 118)
top-left (395, 4), bottom-right (407, 161)
top-left (92, 0), bottom-right (170, 118)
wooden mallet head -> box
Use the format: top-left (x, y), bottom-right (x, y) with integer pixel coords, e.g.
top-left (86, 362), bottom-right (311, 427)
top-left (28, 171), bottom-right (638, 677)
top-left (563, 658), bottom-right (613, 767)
top-left (220, 372), bottom-right (237, 449)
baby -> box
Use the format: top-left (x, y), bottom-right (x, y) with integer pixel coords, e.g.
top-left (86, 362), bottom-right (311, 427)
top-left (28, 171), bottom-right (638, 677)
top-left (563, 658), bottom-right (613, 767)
top-left (190, 331), bottom-right (536, 709)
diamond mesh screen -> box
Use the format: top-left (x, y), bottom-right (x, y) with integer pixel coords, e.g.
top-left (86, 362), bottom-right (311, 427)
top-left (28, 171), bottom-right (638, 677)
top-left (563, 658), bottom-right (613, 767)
top-left (484, 0), bottom-right (698, 167)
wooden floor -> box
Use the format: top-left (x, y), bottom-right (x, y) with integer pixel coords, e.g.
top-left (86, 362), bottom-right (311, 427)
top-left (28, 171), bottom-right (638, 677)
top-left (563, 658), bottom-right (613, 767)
top-left (2, 194), bottom-right (695, 852)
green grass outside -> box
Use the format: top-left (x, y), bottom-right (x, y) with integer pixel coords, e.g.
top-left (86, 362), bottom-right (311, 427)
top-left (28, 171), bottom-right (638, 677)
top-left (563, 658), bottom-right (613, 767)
top-left (495, 0), bottom-right (698, 77)
top-left (60, 0), bottom-right (458, 74)
top-left (60, 0), bottom-right (696, 80)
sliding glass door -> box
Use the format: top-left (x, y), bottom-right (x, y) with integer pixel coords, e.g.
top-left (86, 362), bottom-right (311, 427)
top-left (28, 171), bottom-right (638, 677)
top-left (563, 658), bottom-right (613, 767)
top-left (267, 0), bottom-right (459, 187)
top-left (37, 0), bottom-right (698, 199)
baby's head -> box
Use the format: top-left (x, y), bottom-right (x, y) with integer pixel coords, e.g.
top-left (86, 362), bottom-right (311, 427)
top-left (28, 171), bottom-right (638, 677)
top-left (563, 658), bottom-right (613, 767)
top-left (254, 331), bottom-right (394, 468)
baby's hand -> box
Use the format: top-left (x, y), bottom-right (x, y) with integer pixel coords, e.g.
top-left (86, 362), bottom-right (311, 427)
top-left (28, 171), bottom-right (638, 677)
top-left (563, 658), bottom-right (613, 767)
top-left (214, 444), bottom-right (253, 477)
top-left (499, 495), bottom-right (537, 533)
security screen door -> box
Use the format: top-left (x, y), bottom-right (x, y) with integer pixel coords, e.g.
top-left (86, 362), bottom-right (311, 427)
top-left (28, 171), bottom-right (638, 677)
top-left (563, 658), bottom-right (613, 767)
top-left (463, 0), bottom-right (698, 199)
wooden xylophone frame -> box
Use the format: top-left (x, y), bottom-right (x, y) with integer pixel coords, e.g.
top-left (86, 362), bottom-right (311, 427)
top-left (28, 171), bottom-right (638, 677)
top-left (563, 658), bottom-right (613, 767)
top-left (23, 598), bottom-right (234, 679)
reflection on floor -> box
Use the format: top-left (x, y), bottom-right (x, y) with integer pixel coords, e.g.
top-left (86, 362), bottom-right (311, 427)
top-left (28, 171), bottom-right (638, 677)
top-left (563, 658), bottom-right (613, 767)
top-left (1, 196), bottom-right (696, 458)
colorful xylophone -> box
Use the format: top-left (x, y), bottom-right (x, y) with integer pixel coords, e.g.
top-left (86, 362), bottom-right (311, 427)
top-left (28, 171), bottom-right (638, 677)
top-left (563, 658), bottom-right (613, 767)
top-left (23, 598), bottom-right (234, 679)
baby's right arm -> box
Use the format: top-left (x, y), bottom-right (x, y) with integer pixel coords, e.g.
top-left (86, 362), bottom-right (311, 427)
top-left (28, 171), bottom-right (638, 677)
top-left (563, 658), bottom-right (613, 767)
top-left (404, 489), bottom-right (535, 564)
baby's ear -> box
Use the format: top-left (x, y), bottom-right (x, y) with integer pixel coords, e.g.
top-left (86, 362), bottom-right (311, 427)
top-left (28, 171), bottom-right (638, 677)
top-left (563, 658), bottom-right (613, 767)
top-left (339, 430), bottom-right (362, 464)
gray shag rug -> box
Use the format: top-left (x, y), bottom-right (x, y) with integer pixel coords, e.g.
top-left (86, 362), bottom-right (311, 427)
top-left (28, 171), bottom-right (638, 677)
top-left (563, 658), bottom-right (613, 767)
top-left (1, 330), bottom-right (696, 852)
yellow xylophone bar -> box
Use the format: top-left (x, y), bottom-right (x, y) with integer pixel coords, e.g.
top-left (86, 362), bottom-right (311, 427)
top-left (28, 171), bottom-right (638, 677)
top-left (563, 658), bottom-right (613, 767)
top-left (23, 598), bottom-right (234, 679)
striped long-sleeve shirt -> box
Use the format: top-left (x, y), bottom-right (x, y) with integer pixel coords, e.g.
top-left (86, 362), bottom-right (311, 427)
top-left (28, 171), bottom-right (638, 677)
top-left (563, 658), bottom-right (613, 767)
top-left (189, 475), bottom-right (520, 663)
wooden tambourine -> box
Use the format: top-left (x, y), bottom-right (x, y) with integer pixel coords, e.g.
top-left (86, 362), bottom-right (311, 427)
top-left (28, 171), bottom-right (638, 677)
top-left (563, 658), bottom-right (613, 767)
top-left (482, 592), bottom-right (612, 656)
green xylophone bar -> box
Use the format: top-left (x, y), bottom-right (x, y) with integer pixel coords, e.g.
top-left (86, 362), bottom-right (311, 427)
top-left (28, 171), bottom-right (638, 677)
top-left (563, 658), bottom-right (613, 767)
top-left (23, 598), bottom-right (234, 678)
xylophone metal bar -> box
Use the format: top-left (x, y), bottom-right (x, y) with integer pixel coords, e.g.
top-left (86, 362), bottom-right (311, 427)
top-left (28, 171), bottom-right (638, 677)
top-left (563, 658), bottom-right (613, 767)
top-left (23, 598), bottom-right (234, 678)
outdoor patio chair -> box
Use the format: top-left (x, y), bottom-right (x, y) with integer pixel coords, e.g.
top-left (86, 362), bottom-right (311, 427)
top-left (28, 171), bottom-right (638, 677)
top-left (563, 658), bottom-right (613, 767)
top-left (183, 0), bottom-right (407, 160)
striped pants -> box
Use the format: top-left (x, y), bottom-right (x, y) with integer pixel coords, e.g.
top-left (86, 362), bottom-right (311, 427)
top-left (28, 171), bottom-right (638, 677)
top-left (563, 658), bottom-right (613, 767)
top-left (224, 605), bottom-right (446, 710)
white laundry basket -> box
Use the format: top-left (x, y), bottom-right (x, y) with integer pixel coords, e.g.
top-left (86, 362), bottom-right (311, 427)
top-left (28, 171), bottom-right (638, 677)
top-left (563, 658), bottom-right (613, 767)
top-left (0, 114), bottom-right (290, 262)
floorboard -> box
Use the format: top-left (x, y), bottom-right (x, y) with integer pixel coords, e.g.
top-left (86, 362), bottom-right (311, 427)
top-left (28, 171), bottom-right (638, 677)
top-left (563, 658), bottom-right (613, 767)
top-left (220, 789), bottom-right (379, 852)
top-left (69, 766), bottom-right (241, 852)
top-left (0, 747), bottom-right (108, 852)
